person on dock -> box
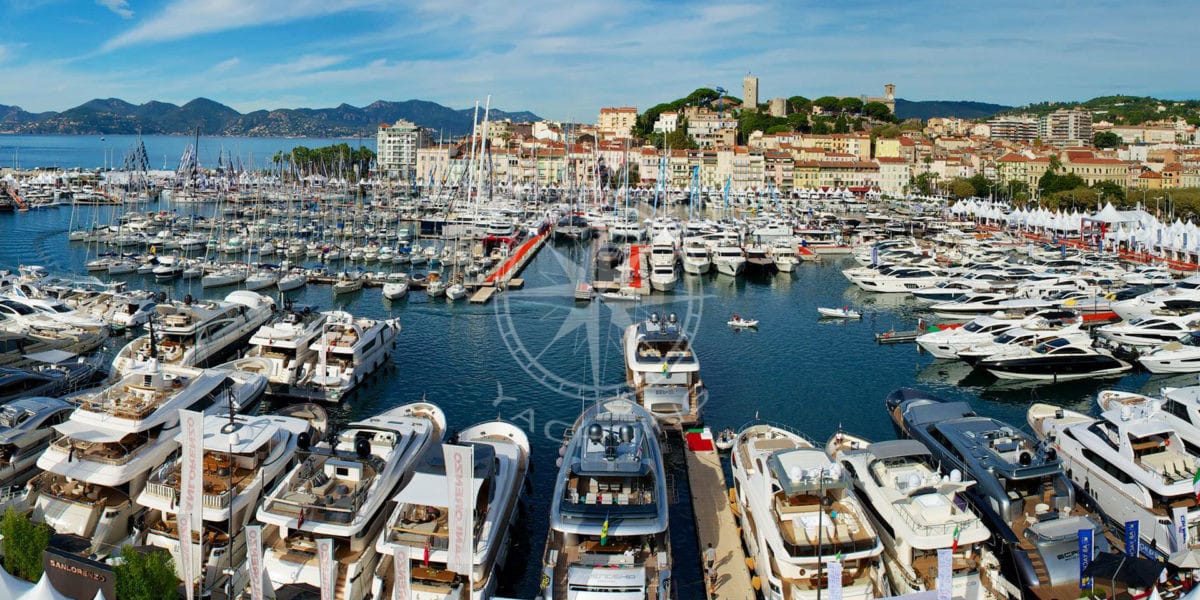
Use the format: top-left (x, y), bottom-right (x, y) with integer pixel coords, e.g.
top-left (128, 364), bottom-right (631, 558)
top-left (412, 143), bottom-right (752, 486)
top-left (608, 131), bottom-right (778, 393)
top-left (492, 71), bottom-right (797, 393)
top-left (705, 542), bottom-right (717, 592)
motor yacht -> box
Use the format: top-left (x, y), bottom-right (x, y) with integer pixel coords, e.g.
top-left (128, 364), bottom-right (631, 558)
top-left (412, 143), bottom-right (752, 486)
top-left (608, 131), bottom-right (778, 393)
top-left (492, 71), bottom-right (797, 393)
top-left (712, 245), bottom-right (746, 277)
top-left (223, 306), bottom-right (327, 395)
top-left (257, 402), bottom-right (445, 600)
top-left (770, 241), bottom-right (798, 273)
top-left (1138, 332), bottom-right (1200, 373)
top-left (847, 265), bottom-right (946, 294)
top-left (647, 236), bottom-right (677, 269)
top-left (681, 243), bottom-right (712, 275)
top-left (0, 293), bottom-right (106, 330)
top-left (0, 361), bottom-right (97, 404)
top-left (623, 313), bottom-right (701, 425)
top-left (915, 315), bottom-right (1026, 360)
top-left (28, 363), bottom-right (267, 559)
top-left (294, 311), bottom-right (400, 403)
top-left (732, 423), bottom-right (884, 600)
top-left (1111, 276), bottom-right (1200, 320)
top-left (648, 264), bottom-right (678, 293)
top-left (596, 244), bottom-right (626, 271)
top-left (137, 411), bottom-right (320, 597)
top-left (0, 397), bottom-right (72, 492)
top-left (977, 338), bottom-right (1130, 381)
top-left (374, 420), bottom-right (530, 600)
top-left (539, 398), bottom-right (671, 600)
top-left (929, 293), bottom-right (1055, 320)
top-left (0, 327), bottom-right (106, 369)
top-left (1097, 312), bottom-right (1200, 348)
top-left (887, 389), bottom-right (1107, 595)
top-left (113, 291), bottom-right (276, 376)
top-left (201, 267), bottom-right (247, 289)
top-left (826, 433), bottom-right (1000, 599)
top-left (1029, 402), bottom-right (1200, 560)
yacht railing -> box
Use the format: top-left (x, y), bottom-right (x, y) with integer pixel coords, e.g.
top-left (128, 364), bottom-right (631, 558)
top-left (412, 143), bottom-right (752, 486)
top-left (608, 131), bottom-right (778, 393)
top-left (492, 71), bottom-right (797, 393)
top-left (892, 502), bottom-right (984, 537)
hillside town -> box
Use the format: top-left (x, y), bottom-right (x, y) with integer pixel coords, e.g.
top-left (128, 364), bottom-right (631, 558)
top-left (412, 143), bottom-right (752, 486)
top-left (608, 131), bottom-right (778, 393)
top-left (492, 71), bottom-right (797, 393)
top-left (377, 76), bottom-right (1200, 206)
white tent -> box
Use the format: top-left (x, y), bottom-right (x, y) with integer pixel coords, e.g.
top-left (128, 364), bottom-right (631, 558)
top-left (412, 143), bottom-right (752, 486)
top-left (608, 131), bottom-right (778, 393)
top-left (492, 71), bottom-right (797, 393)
top-left (0, 566), bottom-right (34, 598)
top-left (18, 573), bottom-right (71, 600)
top-left (92, 588), bottom-right (107, 600)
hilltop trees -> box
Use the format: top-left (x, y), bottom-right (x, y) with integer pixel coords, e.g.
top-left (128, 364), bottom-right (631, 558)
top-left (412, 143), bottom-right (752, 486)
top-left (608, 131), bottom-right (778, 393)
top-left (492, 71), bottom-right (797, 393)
top-left (1093, 131), bottom-right (1121, 148)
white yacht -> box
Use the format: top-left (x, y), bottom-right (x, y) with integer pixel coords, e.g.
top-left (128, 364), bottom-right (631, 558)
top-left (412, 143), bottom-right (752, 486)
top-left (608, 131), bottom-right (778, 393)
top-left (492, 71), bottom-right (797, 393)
top-left (647, 236), bottom-right (677, 269)
top-left (648, 263), bottom-right (678, 293)
top-left (294, 311), bottom-right (401, 403)
top-left (539, 398), bottom-right (671, 600)
top-left (681, 243), bottom-right (712, 275)
top-left (257, 402), bottom-right (445, 600)
top-left (847, 265), bottom-right (947, 294)
top-left (1138, 332), bottom-right (1200, 373)
top-left (137, 411), bottom-right (320, 597)
top-left (0, 293), bottom-right (106, 330)
top-left (27, 363), bottom-right (267, 558)
top-left (827, 433), bottom-right (999, 599)
top-left (0, 397), bottom-right (73, 492)
top-left (770, 240), bottom-right (799, 273)
top-left (1029, 402), bottom-right (1200, 560)
top-left (1097, 312), bottom-right (1200, 347)
top-left (930, 293), bottom-right (1055, 320)
top-left (113, 291), bottom-right (277, 376)
top-left (1111, 276), bottom-right (1200, 320)
top-left (374, 420), bottom-right (530, 600)
top-left (732, 423), bottom-right (884, 600)
top-left (712, 245), bottom-right (746, 277)
top-left (916, 315), bottom-right (1027, 359)
top-left (224, 306), bottom-right (327, 396)
top-left (623, 313), bottom-right (701, 425)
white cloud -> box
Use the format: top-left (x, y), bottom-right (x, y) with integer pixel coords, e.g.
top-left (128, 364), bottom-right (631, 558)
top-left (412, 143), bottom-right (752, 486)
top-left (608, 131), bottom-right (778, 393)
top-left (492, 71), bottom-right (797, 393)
top-left (101, 0), bottom-right (386, 51)
top-left (96, 0), bottom-right (133, 19)
top-left (210, 57), bottom-right (240, 73)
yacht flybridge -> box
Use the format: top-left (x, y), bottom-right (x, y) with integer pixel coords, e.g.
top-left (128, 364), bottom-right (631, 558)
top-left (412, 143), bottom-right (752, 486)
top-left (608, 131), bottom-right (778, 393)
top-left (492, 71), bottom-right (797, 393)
top-left (113, 290), bottom-right (276, 376)
top-left (28, 362), bottom-right (267, 558)
top-left (1029, 401), bottom-right (1200, 560)
top-left (623, 312), bottom-right (702, 425)
top-left (257, 402), bottom-right (445, 600)
top-left (374, 420), bottom-right (530, 600)
top-left (294, 310), bottom-right (401, 403)
top-left (540, 398), bottom-right (671, 600)
top-left (827, 434), bottom-right (1000, 600)
top-left (732, 423), bottom-right (884, 600)
top-left (136, 411), bottom-right (320, 597)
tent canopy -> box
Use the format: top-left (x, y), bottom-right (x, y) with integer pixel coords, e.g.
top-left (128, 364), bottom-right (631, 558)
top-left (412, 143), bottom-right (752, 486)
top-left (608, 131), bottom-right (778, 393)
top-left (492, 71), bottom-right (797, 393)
top-left (1082, 552), bottom-right (1166, 589)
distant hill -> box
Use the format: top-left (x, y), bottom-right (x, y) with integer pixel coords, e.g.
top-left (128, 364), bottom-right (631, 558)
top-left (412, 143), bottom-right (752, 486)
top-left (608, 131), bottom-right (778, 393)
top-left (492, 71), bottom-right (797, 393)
top-left (998, 95), bottom-right (1200, 125)
top-left (894, 99), bottom-right (1012, 121)
top-left (0, 98), bottom-right (542, 137)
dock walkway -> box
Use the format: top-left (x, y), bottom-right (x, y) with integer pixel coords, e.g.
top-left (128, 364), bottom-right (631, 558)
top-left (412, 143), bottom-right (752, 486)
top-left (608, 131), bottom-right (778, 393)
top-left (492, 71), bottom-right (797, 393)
top-left (686, 444), bottom-right (755, 600)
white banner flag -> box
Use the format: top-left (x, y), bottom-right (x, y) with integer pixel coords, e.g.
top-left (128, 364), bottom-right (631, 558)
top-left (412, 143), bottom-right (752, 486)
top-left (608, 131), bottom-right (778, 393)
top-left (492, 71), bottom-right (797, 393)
top-left (826, 560), bottom-right (843, 600)
top-left (247, 525), bottom-right (264, 600)
top-left (393, 548), bottom-right (410, 600)
top-left (444, 444), bottom-right (476, 576)
top-left (937, 548), bottom-right (953, 600)
top-left (317, 538), bottom-right (335, 600)
top-left (179, 409), bottom-right (205, 522)
top-left (179, 510), bottom-right (194, 600)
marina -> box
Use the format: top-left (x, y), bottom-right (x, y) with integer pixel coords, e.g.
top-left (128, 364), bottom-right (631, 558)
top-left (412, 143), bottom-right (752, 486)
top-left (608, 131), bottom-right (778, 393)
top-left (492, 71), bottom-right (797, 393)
top-left (8, 171), bottom-right (1200, 599)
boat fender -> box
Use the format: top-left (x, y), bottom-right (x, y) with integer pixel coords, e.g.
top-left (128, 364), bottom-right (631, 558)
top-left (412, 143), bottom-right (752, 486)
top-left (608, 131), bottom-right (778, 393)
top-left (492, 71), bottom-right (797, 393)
top-left (751, 576), bottom-right (761, 591)
top-left (745, 557), bottom-right (755, 571)
top-left (297, 431), bottom-right (311, 451)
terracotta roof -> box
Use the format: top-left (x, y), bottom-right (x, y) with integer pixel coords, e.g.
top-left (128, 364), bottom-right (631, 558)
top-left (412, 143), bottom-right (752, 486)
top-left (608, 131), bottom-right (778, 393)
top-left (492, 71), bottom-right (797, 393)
top-left (875, 157), bottom-right (909, 164)
top-left (997, 153), bottom-right (1028, 162)
top-left (1140, 171), bottom-right (1162, 179)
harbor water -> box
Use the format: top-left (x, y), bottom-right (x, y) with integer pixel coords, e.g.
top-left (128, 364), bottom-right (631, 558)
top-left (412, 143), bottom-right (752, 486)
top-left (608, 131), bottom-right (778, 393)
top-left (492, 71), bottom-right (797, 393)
top-left (0, 134), bottom-right (377, 171)
top-left (0, 203), bottom-right (1178, 598)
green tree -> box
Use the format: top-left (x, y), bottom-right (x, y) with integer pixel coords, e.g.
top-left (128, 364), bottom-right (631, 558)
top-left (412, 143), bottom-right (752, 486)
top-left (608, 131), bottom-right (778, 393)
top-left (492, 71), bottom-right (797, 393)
top-left (862, 101), bottom-right (894, 122)
top-left (1093, 131), bottom-right (1122, 148)
top-left (787, 96), bottom-right (811, 115)
top-left (1005, 179), bottom-right (1031, 203)
top-left (115, 546), bottom-right (179, 600)
top-left (949, 178), bottom-right (976, 199)
top-left (1038, 168), bottom-right (1085, 196)
top-left (786, 113), bottom-right (809, 132)
top-left (913, 172), bottom-right (939, 195)
top-left (967, 174), bottom-right (996, 198)
top-left (833, 114), bottom-right (850, 134)
top-left (813, 96), bottom-right (841, 112)
top-left (1093, 180), bottom-right (1125, 202)
top-left (0, 508), bottom-right (51, 582)
top-left (658, 118), bottom-right (697, 150)
top-left (838, 97), bottom-right (864, 114)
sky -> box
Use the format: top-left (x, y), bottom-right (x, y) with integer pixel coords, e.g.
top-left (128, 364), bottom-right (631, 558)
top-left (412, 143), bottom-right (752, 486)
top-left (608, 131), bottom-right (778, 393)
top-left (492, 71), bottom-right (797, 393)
top-left (0, 0), bottom-right (1196, 121)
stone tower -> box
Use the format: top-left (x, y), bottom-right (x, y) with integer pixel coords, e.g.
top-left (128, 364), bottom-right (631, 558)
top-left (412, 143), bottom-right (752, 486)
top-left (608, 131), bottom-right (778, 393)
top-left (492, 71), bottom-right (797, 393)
top-left (743, 74), bottom-right (759, 112)
top-left (884, 83), bottom-right (896, 114)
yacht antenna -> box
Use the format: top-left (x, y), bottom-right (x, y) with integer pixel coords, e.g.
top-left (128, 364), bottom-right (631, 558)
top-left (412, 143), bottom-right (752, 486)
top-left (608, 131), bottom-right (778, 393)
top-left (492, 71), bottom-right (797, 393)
top-left (147, 316), bottom-right (158, 360)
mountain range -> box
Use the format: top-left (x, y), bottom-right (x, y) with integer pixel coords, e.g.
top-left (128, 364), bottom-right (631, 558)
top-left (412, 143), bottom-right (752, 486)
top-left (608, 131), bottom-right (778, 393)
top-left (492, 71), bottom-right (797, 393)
top-left (0, 98), bottom-right (542, 137)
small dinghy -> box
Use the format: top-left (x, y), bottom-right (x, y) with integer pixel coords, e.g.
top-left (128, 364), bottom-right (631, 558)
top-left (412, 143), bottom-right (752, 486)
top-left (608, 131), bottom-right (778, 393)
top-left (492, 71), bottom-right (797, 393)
top-left (818, 306), bottom-right (862, 319)
top-left (714, 428), bottom-right (736, 451)
top-left (728, 313), bottom-right (758, 328)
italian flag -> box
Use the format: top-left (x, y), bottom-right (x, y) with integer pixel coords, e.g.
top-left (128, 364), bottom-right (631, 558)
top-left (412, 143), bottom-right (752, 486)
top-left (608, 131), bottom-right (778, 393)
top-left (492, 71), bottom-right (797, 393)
top-left (1193, 469), bottom-right (1200, 501)
top-left (951, 524), bottom-right (961, 552)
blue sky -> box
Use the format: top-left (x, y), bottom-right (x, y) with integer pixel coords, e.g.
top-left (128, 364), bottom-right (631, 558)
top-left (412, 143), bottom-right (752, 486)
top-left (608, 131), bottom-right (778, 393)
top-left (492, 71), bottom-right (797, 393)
top-left (0, 0), bottom-right (1195, 120)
